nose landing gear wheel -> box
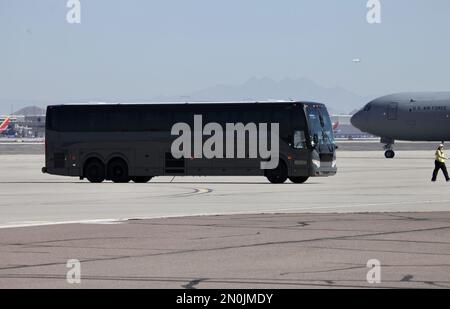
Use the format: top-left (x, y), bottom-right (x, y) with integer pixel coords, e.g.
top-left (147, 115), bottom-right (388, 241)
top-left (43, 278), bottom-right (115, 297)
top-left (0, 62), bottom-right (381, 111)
top-left (385, 150), bottom-right (395, 159)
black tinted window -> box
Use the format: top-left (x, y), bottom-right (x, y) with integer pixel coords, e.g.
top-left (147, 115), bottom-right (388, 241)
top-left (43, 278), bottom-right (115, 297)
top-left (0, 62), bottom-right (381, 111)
top-left (49, 103), bottom-right (304, 133)
top-left (53, 106), bottom-right (140, 132)
top-left (363, 104), bottom-right (372, 112)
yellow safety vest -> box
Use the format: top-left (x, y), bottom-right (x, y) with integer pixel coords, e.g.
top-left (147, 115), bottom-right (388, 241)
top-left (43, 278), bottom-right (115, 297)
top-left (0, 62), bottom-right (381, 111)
top-left (436, 149), bottom-right (446, 163)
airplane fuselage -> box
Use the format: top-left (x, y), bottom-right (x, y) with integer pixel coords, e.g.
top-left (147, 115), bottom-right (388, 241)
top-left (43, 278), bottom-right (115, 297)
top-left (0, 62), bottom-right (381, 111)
top-left (352, 92), bottom-right (450, 141)
top-left (351, 92), bottom-right (450, 158)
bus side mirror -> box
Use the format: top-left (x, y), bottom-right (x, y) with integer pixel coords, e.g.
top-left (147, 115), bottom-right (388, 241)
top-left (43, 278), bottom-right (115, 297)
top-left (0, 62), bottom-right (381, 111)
top-left (313, 134), bottom-right (319, 146)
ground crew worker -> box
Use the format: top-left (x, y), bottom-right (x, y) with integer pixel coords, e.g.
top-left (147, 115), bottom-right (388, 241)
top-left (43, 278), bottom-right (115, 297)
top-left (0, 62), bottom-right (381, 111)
top-left (432, 144), bottom-right (450, 182)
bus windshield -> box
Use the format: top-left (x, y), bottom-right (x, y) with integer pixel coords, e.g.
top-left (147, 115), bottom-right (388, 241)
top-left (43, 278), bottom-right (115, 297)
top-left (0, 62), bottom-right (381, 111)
top-left (306, 106), bottom-right (335, 145)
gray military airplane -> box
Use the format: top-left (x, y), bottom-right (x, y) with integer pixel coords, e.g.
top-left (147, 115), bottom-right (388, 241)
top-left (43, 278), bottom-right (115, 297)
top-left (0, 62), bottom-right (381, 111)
top-left (351, 92), bottom-right (450, 158)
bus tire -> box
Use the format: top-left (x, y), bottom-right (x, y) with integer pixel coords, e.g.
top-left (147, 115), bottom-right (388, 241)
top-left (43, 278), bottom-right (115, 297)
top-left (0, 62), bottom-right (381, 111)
top-left (84, 159), bottom-right (106, 183)
top-left (107, 158), bottom-right (130, 183)
top-left (289, 176), bottom-right (309, 184)
top-left (131, 176), bottom-right (152, 183)
top-left (266, 161), bottom-right (288, 184)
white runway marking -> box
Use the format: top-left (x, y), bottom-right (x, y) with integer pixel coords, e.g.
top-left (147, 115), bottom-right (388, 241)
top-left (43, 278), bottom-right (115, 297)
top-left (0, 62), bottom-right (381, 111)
top-left (1, 198), bottom-right (450, 229)
top-left (254, 199), bottom-right (450, 213)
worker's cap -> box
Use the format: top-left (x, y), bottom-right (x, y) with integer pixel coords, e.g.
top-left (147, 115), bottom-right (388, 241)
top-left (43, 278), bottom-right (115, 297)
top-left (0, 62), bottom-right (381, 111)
top-left (440, 144), bottom-right (445, 148)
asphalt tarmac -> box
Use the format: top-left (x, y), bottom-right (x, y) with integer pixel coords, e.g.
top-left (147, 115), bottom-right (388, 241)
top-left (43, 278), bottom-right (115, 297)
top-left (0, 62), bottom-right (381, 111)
top-left (0, 149), bottom-right (449, 288)
top-left (0, 212), bottom-right (449, 288)
top-left (0, 151), bottom-right (449, 227)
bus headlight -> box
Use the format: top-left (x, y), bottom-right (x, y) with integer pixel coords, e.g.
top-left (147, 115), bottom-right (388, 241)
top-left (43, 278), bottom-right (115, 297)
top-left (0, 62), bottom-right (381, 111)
top-left (312, 159), bottom-right (321, 168)
top-left (332, 160), bottom-right (337, 168)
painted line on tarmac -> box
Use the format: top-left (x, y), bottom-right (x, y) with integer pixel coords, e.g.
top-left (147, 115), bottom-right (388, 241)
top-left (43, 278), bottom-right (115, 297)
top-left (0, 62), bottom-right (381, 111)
top-left (1, 198), bottom-right (450, 230)
top-left (252, 199), bottom-right (450, 213)
top-left (0, 219), bottom-right (126, 229)
top-left (168, 187), bottom-right (213, 198)
top-left (0, 142), bottom-right (44, 144)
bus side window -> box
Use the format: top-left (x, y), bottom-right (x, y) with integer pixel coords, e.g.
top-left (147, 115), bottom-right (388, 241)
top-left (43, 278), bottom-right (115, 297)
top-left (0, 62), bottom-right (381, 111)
top-left (200, 107), bottom-right (220, 125)
top-left (228, 109), bottom-right (240, 124)
top-left (151, 110), bottom-right (164, 132)
top-left (272, 108), bottom-right (290, 141)
top-left (126, 108), bottom-right (140, 131)
top-left (261, 108), bottom-right (271, 123)
top-left (242, 107), bottom-right (254, 124)
top-left (173, 107), bottom-right (189, 125)
top-left (159, 108), bottom-right (174, 132)
top-left (207, 110), bottom-right (221, 124)
top-left (223, 110), bottom-right (232, 125)
top-left (293, 131), bottom-right (306, 149)
top-left (142, 107), bottom-right (171, 132)
top-left (60, 107), bottom-right (80, 132)
top-left (252, 110), bottom-right (262, 124)
top-left (141, 108), bottom-right (155, 131)
top-left (86, 111), bottom-right (98, 131)
top-left (105, 109), bottom-right (126, 132)
top-left (49, 108), bottom-right (60, 131)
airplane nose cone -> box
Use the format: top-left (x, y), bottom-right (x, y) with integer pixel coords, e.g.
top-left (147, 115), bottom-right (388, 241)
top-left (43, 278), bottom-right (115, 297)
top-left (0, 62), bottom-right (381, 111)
top-left (351, 112), bottom-right (364, 130)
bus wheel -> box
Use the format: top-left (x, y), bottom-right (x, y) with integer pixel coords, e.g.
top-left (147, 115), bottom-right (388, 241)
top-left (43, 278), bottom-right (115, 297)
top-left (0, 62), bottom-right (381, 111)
top-left (107, 158), bottom-right (130, 183)
top-left (289, 177), bottom-right (309, 184)
top-left (131, 176), bottom-right (152, 183)
top-left (266, 162), bottom-right (288, 184)
top-left (84, 159), bottom-right (106, 183)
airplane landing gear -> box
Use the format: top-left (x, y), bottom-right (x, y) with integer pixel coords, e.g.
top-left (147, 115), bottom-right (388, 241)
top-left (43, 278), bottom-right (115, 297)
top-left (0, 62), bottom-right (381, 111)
top-left (382, 138), bottom-right (395, 159)
top-left (385, 149), bottom-right (395, 159)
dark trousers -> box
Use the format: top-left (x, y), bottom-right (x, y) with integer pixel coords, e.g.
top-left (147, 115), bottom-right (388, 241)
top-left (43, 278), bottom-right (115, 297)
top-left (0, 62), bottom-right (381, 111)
top-left (432, 160), bottom-right (450, 181)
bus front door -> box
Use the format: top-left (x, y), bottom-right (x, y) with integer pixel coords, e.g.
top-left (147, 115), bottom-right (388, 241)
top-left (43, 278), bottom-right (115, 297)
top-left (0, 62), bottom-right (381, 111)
top-left (291, 130), bottom-right (310, 176)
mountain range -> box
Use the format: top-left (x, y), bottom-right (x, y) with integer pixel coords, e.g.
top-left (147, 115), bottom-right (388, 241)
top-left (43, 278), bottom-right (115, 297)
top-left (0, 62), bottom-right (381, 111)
top-left (6, 77), bottom-right (372, 115)
top-left (155, 77), bottom-right (370, 114)
top-left (13, 106), bottom-right (45, 116)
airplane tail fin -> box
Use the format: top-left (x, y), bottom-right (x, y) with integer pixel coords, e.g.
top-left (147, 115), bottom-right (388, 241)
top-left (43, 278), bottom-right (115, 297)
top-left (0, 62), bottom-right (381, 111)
top-left (332, 121), bottom-right (339, 131)
top-left (0, 117), bottom-right (11, 133)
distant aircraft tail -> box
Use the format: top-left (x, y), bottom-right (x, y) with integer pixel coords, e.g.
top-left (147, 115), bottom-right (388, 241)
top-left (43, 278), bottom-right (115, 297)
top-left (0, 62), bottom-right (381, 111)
top-left (332, 121), bottom-right (339, 131)
top-left (0, 117), bottom-right (11, 133)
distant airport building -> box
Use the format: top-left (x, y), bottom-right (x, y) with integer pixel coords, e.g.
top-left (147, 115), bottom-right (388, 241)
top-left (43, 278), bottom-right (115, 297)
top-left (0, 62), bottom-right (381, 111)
top-left (1, 106), bottom-right (46, 138)
top-left (19, 115), bottom-right (46, 138)
top-left (0, 115), bottom-right (46, 138)
top-left (331, 115), bottom-right (375, 139)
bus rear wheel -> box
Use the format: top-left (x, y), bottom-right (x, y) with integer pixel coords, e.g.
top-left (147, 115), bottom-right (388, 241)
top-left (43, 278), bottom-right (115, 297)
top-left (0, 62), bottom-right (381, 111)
top-left (131, 176), bottom-right (152, 183)
top-left (108, 159), bottom-right (130, 183)
top-left (289, 177), bottom-right (309, 184)
top-left (84, 159), bottom-right (106, 183)
top-left (266, 162), bottom-right (288, 184)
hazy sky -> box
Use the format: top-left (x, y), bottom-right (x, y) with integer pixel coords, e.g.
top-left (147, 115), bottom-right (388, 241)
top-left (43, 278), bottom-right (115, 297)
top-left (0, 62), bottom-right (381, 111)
top-left (1, 0), bottom-right (450, 113)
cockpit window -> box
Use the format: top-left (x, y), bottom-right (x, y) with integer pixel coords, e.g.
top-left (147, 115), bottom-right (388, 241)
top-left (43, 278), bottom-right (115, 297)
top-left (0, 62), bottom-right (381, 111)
top-left (363, 104), bottom-right (372, 112)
